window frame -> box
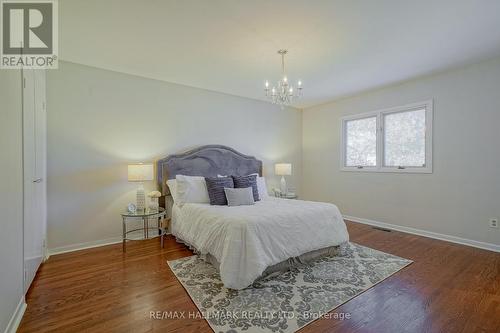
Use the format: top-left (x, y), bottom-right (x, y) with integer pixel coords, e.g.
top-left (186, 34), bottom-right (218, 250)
top-left (340, 100), bottom-right (433, 174)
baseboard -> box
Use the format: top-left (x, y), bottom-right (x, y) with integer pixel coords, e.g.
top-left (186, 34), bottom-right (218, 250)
top-left (47, 233), bottom-right (173, 256)
top-left (344, 215), bottom-right (500, 253)
top-left (48, 237), bottom-right (123, 256)
top-left (44, 250), bottom-right (50, 262)
top-left (4, 296), bottom-right (26, 333)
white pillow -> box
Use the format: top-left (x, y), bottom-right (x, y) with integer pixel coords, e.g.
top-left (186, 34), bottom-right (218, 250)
top-left (256, 176), bottom-right (270, 200)
top-left (166, 179), bottom-right (178, 203)
top-left (175, 175), bottom-right (210, 205)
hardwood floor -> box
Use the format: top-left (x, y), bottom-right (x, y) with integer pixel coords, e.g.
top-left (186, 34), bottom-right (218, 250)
top-left (19, 221), bottom-right (500, 333)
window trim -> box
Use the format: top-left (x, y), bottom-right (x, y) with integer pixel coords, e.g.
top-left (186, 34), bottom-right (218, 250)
top-left (340, 100), bottom-right (433, 174)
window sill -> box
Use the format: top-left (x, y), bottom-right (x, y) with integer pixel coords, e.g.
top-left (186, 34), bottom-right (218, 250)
top-left (341, 167), bottom-right (432, 174)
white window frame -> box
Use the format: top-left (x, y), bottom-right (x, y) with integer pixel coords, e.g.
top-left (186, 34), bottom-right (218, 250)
top-left (340, 100), bottom-right (433, 173)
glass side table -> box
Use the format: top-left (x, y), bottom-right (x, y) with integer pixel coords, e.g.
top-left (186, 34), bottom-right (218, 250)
top-left (273, 191), bottom-right (298, 199)
top-left (121, 207), bottom-right (167, 252)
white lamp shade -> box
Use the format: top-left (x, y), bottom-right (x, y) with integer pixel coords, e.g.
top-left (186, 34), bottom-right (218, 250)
top-left (128, 164), bottom-right (154, 182)
top-left (275, 163), bottom-right (292, 176)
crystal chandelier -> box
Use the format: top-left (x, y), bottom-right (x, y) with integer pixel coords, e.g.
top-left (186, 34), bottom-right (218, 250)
top-left (264, 49), bottom-right (303, 107)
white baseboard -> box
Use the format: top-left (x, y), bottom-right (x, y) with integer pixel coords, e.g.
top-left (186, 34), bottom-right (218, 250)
top-left (4, 297), bottom-right (26, 333)
top-left (47, 233), bottom-right (173, 257)
top-left (43, 250), bottom-right (50, 262)
top-left (48, 237), bottom-right (122, 256)
top-left (344, 215), bottom-right (500, 253)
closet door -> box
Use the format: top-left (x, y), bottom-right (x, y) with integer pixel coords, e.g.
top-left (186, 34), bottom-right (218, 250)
top-left (34, 69), bottom-right (47, 262)
top-left (23, 69), bottom-right (47, 292)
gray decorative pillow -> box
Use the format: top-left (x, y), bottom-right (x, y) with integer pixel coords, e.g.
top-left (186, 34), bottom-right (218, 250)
top-left (232, 174), bottom-right (259, 201)
top-left (205, 177), bottom-right (234, 205)
top-left (224, 187), bottom-right (255, 206)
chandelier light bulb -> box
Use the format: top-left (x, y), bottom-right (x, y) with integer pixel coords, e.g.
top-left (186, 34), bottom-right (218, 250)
top-left (298, 80), bottom-right (302, 87)
top-left (265, 80), bottom-right (269, 88)
top-left (283, 76), bottom-right (288, 83)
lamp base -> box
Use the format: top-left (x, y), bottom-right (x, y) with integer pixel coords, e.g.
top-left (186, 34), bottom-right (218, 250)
top-left (280, 176), bottom-right (287, 195)
top-left (136, 184), bottom-right (145, 211)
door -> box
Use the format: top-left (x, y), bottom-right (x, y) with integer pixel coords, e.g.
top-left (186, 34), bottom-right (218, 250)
top-left (23, 69), bottom-right (47, 292)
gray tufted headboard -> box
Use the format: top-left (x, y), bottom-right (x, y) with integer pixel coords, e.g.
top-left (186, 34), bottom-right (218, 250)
top-left (157, 145), bottom-right (263, 195)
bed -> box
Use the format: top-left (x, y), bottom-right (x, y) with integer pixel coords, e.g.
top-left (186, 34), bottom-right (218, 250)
top-left (158, 145), bottom-right (349, 289)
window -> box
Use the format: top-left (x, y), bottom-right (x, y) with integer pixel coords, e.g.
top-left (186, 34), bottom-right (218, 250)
top-left (345, 116), bottom-right (377, 168)
top-left (384, 108), bottom-right (426, 167)
top-left (341, 100), bottom-right (432, 173)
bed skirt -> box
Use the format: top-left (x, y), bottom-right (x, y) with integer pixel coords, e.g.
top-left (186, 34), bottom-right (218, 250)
top-left (175, 236), bottom-right (345, 286)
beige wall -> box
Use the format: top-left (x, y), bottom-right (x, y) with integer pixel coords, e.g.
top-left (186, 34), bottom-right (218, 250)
top-left (46, 61), bottom-right (302, 251)
top-left (302, 57), bottom-right (500, 246)
top-left (0, 71), bottom-right (25, 331)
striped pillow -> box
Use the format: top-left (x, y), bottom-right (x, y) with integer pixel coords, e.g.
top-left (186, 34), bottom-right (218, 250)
top-left (232, 174), bottom-right (259, 201)
top-left (205, 177), bottom-right (234, 205)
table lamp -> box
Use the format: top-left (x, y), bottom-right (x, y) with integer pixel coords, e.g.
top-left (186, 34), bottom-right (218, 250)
top-left (128, 163), bottom-right (154, 211)
top-left (275, 163), bottom-right (292, 194)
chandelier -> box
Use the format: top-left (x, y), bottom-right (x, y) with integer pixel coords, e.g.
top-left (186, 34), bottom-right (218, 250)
top-left (264, 49), bottom-right (303, 107)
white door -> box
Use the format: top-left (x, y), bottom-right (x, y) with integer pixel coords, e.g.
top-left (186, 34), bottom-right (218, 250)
top-left (23, 69), bottom-right (47, 292)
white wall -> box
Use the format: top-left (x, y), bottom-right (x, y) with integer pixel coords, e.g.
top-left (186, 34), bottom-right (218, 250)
top-left (302, 57), bottom-right (500, 247)
top-left (0, 71), bottom-right (25, 331)
top-left (46, 61), bottom-right (302, 251)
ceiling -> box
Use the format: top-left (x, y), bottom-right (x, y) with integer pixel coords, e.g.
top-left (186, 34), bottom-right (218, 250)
top-left (59, 0), bottom-right (500, 108)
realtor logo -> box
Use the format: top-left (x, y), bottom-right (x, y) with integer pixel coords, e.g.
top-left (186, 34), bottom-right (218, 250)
top-left (1, 0), bottom-right (58, 68)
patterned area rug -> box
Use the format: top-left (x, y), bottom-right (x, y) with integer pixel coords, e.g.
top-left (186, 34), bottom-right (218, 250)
top-left (167, 242), bottom-right (412, 333)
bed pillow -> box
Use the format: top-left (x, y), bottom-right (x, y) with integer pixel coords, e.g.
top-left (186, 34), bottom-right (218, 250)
top-left (224, 187), bottom-right (255, 206)
top-left (243, 173), bottom-right (269, 199)
top-left (232, 174), bottom-right (259, 201)
top-left (175, 175), bottom-right (210, 205)
top-left (205, 177), bottom-right (234, 205)
top-left (220, 173), bottom-right (269, 199)
top-left (256, 176), bottom-right (269, 199)
top-left (166, 179), bottom-right (178, 203)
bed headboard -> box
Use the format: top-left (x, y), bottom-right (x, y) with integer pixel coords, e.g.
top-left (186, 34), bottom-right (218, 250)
top-left (157, 145), bottom-right (263, 195)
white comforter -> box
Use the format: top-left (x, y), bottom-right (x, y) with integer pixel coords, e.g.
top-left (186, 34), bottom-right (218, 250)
top-left (171, 197), bottom-right (349, 289)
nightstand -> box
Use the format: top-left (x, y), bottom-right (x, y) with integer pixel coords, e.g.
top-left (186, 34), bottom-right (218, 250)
top-left (121, 207), bottom-right (167, 252)
top-left (274, 192), bottom-right (298, 199)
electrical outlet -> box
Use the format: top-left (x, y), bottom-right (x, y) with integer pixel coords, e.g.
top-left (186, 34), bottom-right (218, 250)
top-left (489, 218), bottom-right (498, 228)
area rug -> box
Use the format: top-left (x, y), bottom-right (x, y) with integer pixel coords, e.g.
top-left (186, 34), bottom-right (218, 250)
top-left (167, 242), bottom-right (412, 333)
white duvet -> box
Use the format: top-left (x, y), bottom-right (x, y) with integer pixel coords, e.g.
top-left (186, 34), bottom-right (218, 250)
top-left (171, 197), bottom-right (349, 289)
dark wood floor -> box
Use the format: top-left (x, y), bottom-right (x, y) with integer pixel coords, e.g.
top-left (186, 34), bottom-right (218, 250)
top-left (19, 221), bottom-right (500, 333)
